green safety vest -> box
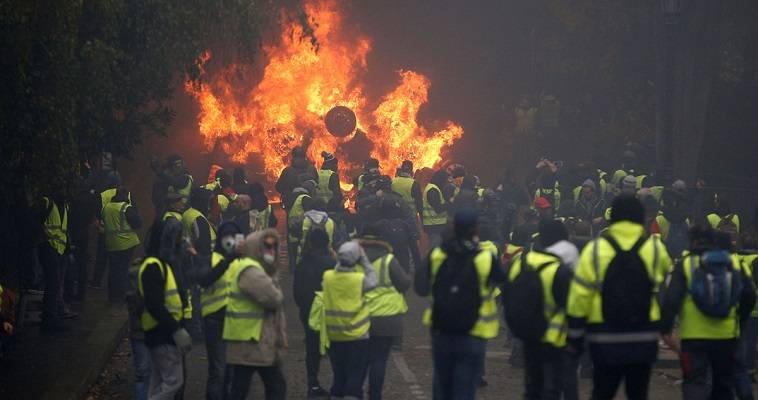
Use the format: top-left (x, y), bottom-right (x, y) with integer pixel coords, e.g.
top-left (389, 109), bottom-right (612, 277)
top-left (508, 251), bottom-right (567, 347)
top-left (223, 258), bottom-right (266, 342)
top-left (323, 268), bottom-right (371, 342)
top-left (391, 176), bottom-right (416, 212)
top-left (172, 175), bottom-right (193, 204)
top-left (317, 170), bottom-right (335, 203)
top-left (357, 174), bottom-right (367, 191)
top-left (366, 254), bottom-right (408, 317)
top-left (534, 188), bottom-right (561, 211)
top-left (635, 175), bottom-right (648, 190)
top-left (298, 216), bottom-right (335, 262)
top-left (138, 257), bottom-right (182, 331)
top-left (43, 197), bottom-right (68, 255)
top-left (423, 248), bottom-right (499, 339)
top-left (200, 252), bottom-right (232, 317)
top-left (707, 213), bottom-right (740, 232)
top-left (163, 211), bottom-right (183, 221)
top-left (182, 207), bottom-right (216, 251)
top-left (679, 254), bottom-right (741, 339)
top-left (103, 201), bottom-right (140, 252)
top-left (422, 184), bottom-right (447, 227)
top-left (288, 193), bottom-right (310, 242)
top-left (738, 253), bottom-right (758, 318)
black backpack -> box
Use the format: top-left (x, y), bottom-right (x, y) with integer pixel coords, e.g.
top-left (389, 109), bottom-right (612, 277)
top-left (432, 252), bottom-right (482, 334)
top-left (504, 252), bottom-right (554, 342)
top-left (601, 235), bottom-right (654, 330)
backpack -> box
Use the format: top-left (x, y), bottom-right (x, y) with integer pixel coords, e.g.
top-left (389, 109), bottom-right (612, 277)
top-left (432, 252), bottom-right (482, 334)
top-left (601, 235), bottom-right (653, 330)
top-left (504, 252), bottom-right (553, 342)
top-left (689, 250), bottom-right (743, 318)
top-left (717, 214), bottom-right (739, 244)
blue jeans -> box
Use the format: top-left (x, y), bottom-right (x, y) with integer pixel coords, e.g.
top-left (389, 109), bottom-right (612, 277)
top-left (736, 318), bottom-right (758, 400)
top-left (130, 338), bottom-right (151, 400)
top-left (431, 332), bottom-right (486, 400)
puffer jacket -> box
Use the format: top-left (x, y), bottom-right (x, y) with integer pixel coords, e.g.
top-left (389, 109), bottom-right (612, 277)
top-left (226, 229), bottom-right (288, 367)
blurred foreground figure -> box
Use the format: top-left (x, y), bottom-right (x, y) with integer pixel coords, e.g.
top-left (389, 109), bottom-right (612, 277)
top-left (567, 195), bottom-right (672, 400)
top-left (415, 209), bottom-right (504, 400)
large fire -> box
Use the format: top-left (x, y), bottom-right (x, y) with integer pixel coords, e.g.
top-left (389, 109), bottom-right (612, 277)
top-left (185, 0), bottom-right (463, 188)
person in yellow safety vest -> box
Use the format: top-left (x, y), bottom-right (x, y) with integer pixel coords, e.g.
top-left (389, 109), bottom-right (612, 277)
top-left (182, 188), bottom-right (216, 257)
top-left (391, 160), bottom-right (423, 217)
top-left (102, 187), bottom-right (142, 303)
top-left (660, 228), bottom-right (756, 399)
top-left (359, 222), bottom-right (412, 400)
top-left (506, 233), bottom-right (573, 399)
top-left (422, 169), bottom-right (451, 248)
top-left (316, 151), bottom-right (343, 206)
top-left (37, 195), bottom-right (70, 332)
top-left (139, 218), bottom-right (192, 399)
top-left (162, 191), bottom-right (185, 222)
top-left (707, 212), bottom-right (741, 242)
top-left (224, 229), bottom-right (287, 399)
top-left (535, 174), bottom-right (561, 214)
top-left (414, 208), bottom-right (506, 400)
top-left (322, 240), bottom-right (378, 399)
top-left (196, 221), bottom-right (242, 400)
top-left (298, 200), bottom-right (335, 263)
top-left (735, 233), bottom-right (758, 399)
top-left (164, 155), bottom-right (194, 205)
top-left (354, 158), bottom-right (381, 192)
top-left (566, 195), bottom-right (672, 400)
top-left (92, 170), bottom-right (126, 290)
top-left (286, 180), bottom-right (315, 270)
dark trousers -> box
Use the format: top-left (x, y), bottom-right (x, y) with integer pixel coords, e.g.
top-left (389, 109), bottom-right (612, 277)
top-left (591, 362), bottom-right (652, 400)
top-left (227, 364), bottom-right (286, 400)
top-left (562, 352), bottom-right (580, 400)
top-left (329, 339), bottom-right (370, 399)
top-left (71, 229), bottom-right (90, 299)
top-left (431, 332), bottom-right (486, 400)
top-left (523, 342), bottom-right (563, 400)
top-left (37, 243), bottom-right (61, 323)
top-left (299, 312), bottom-right (323, 388)
top-left (203, 313), bottom-right (228, 400)
top-left (681, 339), bottom-right (738, 400)
top-left (92, 233), bottom-right (107, 285)
top-left (106, 247), bottom-right (134, 303)
top-left (368, 336), bottom-right (394, 400)
top-left (736, 318), bottom-right (758, 400)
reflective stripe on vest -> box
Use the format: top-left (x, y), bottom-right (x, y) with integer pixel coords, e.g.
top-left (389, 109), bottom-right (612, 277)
top-left (366, 254), bottom-right (408, 317)
top-left (138, 257), bottom-right (183, 331)
top-left (222, 258), bottom-right (266, 341)
top-left (43, 197), bottom-right (68, 255)
top-left (200, 252), bottom-right (232, 317)
top-left (422, 184), bottom-right (447, 226)
top-left (391, 176), bottom-right (416, 211)
top-left (323, 269), bottom-right (371, 341)
top-left (103, 202), bottom-right (140, 252)
top-left (317, 170), bottom-right (335, 203)
top-left (182, 208), bottom-right (216, 252)
top-left (678, 254), bottom-right (740, 339)
top-left (423, 248), bottom-right (499, 339)
top-left (163, 211), bottom-right (183, 221)
top-left (288, 194), bottom-right (310, 242)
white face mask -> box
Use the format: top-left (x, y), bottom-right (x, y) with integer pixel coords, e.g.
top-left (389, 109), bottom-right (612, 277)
top-left (221, 236), bottom-right (236, 254)
top-left (262, 253), bottom-right (275, 265)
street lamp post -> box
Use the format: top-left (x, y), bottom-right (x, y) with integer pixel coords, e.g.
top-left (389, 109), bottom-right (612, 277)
top-left (656, 0), bottom-right (682, 182)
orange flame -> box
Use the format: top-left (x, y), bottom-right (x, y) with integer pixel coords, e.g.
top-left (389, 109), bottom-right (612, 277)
top-left (185, 0), bottom-right (463, 185)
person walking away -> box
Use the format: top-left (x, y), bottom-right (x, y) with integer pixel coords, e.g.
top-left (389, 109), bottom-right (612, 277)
top-left (392, 160), bottom-right (423, 218)
top-left (299, 199), bottom-right (335, 261)
top-left (450, 175), bottom-right (479, 217)
top-left (422, 170), bottom-right (451, 249)
top-left (224, 229), bottom-right (288, 400)
top-left (661, 228), bottom-right (756, 400)
top-left (735, 231), bottom-right (758, 400)
top-left (293, 228), bottom-right (335, 398)
top-left (504, 219), bottom-right (573, 400)
top-left (181, 188), bottom-right (215, 340)
top-left (127, 248), bottom-right (151, 400)
top-left (286, 179), bottom-right (315, 270)
top-left (323, 241), bottom-right (378, 399)
top-left (354, 158), bottom-right (381, 192)
top-left (275, 147), bottom-right (318, 208)
top-left (566, 195), bottom-right (672, 400)
top-left (102, 187), bottom-right (141, 303)
top-left (37, 194), bottom-right (70, 332)
top-left (92, 170), bottom-right (124, 289)
top-left (414, 209), bottom-right (505, 400)
top-left (316, 151), bottom-right (343, 206)
top-left (139, 219), bottom-right (193, 400)
top-left (196, 222), bottom-right (243, 400)
top-left (361, 222), bottom-right (412, 400)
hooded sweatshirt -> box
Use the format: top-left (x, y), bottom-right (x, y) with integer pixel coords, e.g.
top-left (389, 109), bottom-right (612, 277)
top-left (226, 229), bottom-right (287, 367)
